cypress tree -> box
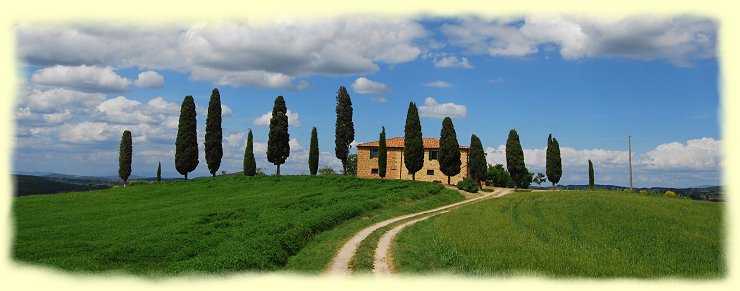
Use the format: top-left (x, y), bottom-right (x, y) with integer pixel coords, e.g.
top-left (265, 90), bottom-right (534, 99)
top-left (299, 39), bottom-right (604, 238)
top-left (546, 134), bottom-right (562, 190)
top-left (468, 134), bottom-right (486, 184)
top-left (506, 129), bottom-right (527, 191)
top-left (205, 88), bottom-right (223, 177)
top-left (403, 102), bottom-right (423, 180)
top-left (175, 95), bottom-right (198, 180)
top-left (588, 159), bottom-right (595, 190)
top-left (439, 117), bottom-right (461, 185)
top-left (118, 130), bottom-right (132, 186)
top-left (378, 126), bottom-right (387, 178)
top-left (267, 96), bottom-right (290, 176)
top-left (334, 86), bottom-right (355, 175)
top-left (309, 127), bottom-right (319, 176)
top-left (244, 129), bottom-right (256, 176)
top-left (156, 161), bottom-right (161, 182)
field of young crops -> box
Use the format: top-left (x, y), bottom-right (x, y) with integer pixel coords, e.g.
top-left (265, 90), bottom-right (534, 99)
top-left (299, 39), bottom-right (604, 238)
top-left (12, 175), bottom-right (463, 276)
top-left (393, 190), bottom-right (724, 278)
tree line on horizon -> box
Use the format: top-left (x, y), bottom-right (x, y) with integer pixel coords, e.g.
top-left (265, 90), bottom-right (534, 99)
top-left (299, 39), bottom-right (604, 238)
top-left (116, 85), bottom-right (598, 189)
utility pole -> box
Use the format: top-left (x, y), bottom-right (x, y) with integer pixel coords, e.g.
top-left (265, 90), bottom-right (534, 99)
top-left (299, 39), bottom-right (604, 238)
top-left (628, 135), bottom-right (633, 192)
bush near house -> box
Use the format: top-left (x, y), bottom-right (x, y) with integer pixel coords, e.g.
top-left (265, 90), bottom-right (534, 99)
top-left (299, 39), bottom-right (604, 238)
top-left (457, 178), bottom-right (479, 193)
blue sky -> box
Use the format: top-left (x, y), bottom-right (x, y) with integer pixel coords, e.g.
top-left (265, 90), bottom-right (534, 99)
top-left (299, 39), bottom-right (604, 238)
top-left (12, 15), bottom-right (721, 187)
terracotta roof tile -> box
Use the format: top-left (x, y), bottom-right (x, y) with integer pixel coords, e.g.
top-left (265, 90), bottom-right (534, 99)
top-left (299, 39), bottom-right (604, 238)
top-left (357, 137), bottom-right (469, 150)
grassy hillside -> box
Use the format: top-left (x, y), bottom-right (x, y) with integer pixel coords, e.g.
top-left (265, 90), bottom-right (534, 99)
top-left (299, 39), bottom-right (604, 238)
top-left (394, 190), bottom-right (724, 278)
top-left (13, 175), bottom-right (112, 196)
top-left (12, 175), bottom-right (463, 276)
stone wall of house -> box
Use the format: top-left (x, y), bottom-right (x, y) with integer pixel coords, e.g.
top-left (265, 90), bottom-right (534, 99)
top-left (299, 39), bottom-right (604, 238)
top-left (357, 147), bottom-right (469, 185)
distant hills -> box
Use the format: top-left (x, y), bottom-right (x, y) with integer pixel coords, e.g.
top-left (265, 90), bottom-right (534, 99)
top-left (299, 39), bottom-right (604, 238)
top-left (11, 172), bottom-right (182, 196)
top-left (533, 184), bottom-right (724, 201)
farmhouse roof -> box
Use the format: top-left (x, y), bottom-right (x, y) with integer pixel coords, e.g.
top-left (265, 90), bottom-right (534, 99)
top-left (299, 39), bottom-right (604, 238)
top-left (357, 137), bottom-right (469, 150)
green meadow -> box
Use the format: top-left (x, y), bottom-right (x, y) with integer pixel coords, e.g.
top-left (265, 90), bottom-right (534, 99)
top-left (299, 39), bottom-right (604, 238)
top-left (12, 175), bottom-right (463, 276)
top-left (393, 190), bottom-right (724, 278)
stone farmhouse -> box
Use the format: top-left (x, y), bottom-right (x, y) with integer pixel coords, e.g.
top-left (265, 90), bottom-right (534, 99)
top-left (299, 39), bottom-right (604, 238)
top-left (356, 137), bottom-right (470, 184)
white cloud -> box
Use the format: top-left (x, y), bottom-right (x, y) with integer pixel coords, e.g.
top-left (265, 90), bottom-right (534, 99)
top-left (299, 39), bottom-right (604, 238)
top-left (441, 15), bottom-right (716, 66)
top-left (253, 110), bottom-right (301, 127)
top-left (134, 71), bottom-right (165, 88)
top-left (433, 55), bottom-right (473, 69)
top-left (17, 87), bottom-right (105, 114)
top-left (639, 137), bottom-right (721, 169)
top-left (95, 96), bottom-right (152, 125)
top-left (31, 65), bottom-right (130, 93)
top-left (221, 104), bottom-right (233, 118)
top-left (370, 96), bottom-right (389, 103)
top-left (418, 97), bottom-right (467, 119)
top-left (59, 121), bottom-right (114, 143)
top-left (351, 77), bottom-right (389, 94)
top-left (18, 18), bottom-right (426, 89)
top-left (423, 81), bottom-right (452, 88)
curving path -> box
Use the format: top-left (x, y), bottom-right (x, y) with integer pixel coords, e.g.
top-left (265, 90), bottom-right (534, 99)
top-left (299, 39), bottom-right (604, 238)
top-left (326, 187), bottom-right (511, 276)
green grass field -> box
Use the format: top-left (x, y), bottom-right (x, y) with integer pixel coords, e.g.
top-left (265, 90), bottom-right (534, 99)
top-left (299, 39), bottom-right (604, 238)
top-left (393, 190), bottom-right (724, 278)
top-left (12, 175), bottom-right (463, 276)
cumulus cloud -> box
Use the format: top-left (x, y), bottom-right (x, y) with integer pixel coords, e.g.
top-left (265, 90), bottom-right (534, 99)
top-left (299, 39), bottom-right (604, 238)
top-left (418, 97), bottom-right (467, 119)
top-left (639, 137), bottom-right (721, 169)
top-left (441, 15), bottom-right (716, 66)
top-left (351, 77), bottom-right (389, 94)
top-left (433, 55), bottom-right (473, 69)
top-left (423, 81), bottom-right (452, 88)
top-left (31, 65), bottom-right (130, 93)
top-left (134, 71), bottom-right (165, 88)
top-left (18, 18), bottom-right (425, 89)
top-left (253, 110), bottom-right (301, 127)
top-left (17, 87), bottom-right (105, 114)
top-left (370, 96), bottom-right (389, 103)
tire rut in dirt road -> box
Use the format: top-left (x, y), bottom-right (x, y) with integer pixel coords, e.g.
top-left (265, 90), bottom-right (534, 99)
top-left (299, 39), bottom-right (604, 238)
top-left (326, 187), bottom-right (512, 276)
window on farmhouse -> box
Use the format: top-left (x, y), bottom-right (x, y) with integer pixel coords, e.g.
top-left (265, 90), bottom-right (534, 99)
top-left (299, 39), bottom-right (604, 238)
top-left (429, 150), bottom-right (438, 160)
top-left (427, 169), bottom-right (434, 175)
top-left (370, 148), bottom-right (379, 158)
top-left (371, 168), bottom-right (379, 174)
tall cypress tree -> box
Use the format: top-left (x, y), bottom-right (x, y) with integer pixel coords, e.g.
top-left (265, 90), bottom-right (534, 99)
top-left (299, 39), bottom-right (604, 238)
top-left (403, 102), bottom-right (423, 180)
top-left (439, 117), bottom-right (461, 185)
top-left (468, 134), bottom-right (486, 184)
top-left (267, 96), bottom-right (290, 176)
top-left (309, 127), bottom-right (319, 176)
top-left (156, 161), bottom-right (161, 182)
top-left (546, 134), bottom-right (562, 190)
top-left (506, 129), bottom-right (527, 191)
top-left (378, 126), bottom-right (387, 178)
top-left (334, 86), bottom-right (355, 175)
top-left (588, 159), bottom-right (595, 190)
top-left (244, 129), bottom-right (256, 176)
top-left (205, 88), bottom-right (223, 177)
top-left (118, 130), bottom-right (132, 186)
top-left (175, 95), bottom-right (198, 180)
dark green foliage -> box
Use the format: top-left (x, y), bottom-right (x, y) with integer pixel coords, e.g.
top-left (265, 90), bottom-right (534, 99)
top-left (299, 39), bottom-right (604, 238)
top-left (118, 130), bottom-right (132, 185)
top-left (438, 117), bottom-right (461, 185)
top-left (156, 162), bottom-right (161, 183)
top-left (13, 175), bottom-right (111, 196)
top-left (589, 160), bottom-right (595, 190)
top-left (346, 153), bottom-right (358, 176)
top-left (318, 166), bottom-right (337, 176)
top-left (244, 129), bottom-right (256, 176)
top-left (205, 88), bottom-right (223, 177)
top-left (13, 176), bottom-right (462, 274)
top-left (378, 126), bottom-right (388, 178)
top-left (403, 102), bottom-right (423, 180)
top-left (457, 177), bottom-right (479, 193)
top-left (532, 172), bottom-right (546, 186)
top-left (546, 134), bottom-right (562, 189)
top-left (506, 129), bottom-right (527, 190)
top-left (334, 86), bottom-right (355, 175)
top-left (487, 164), bottom-right (513, 188)
top-left (309, 127), bottom-right (319, 176)
top-left (175, 96), bottom-right (199, 180)
top-left (468, 134), bottom-right (486, 183)
top-left (267, 96), bottom-right (290, 176)
top-left (518, 168), bottom-right (533, 189)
